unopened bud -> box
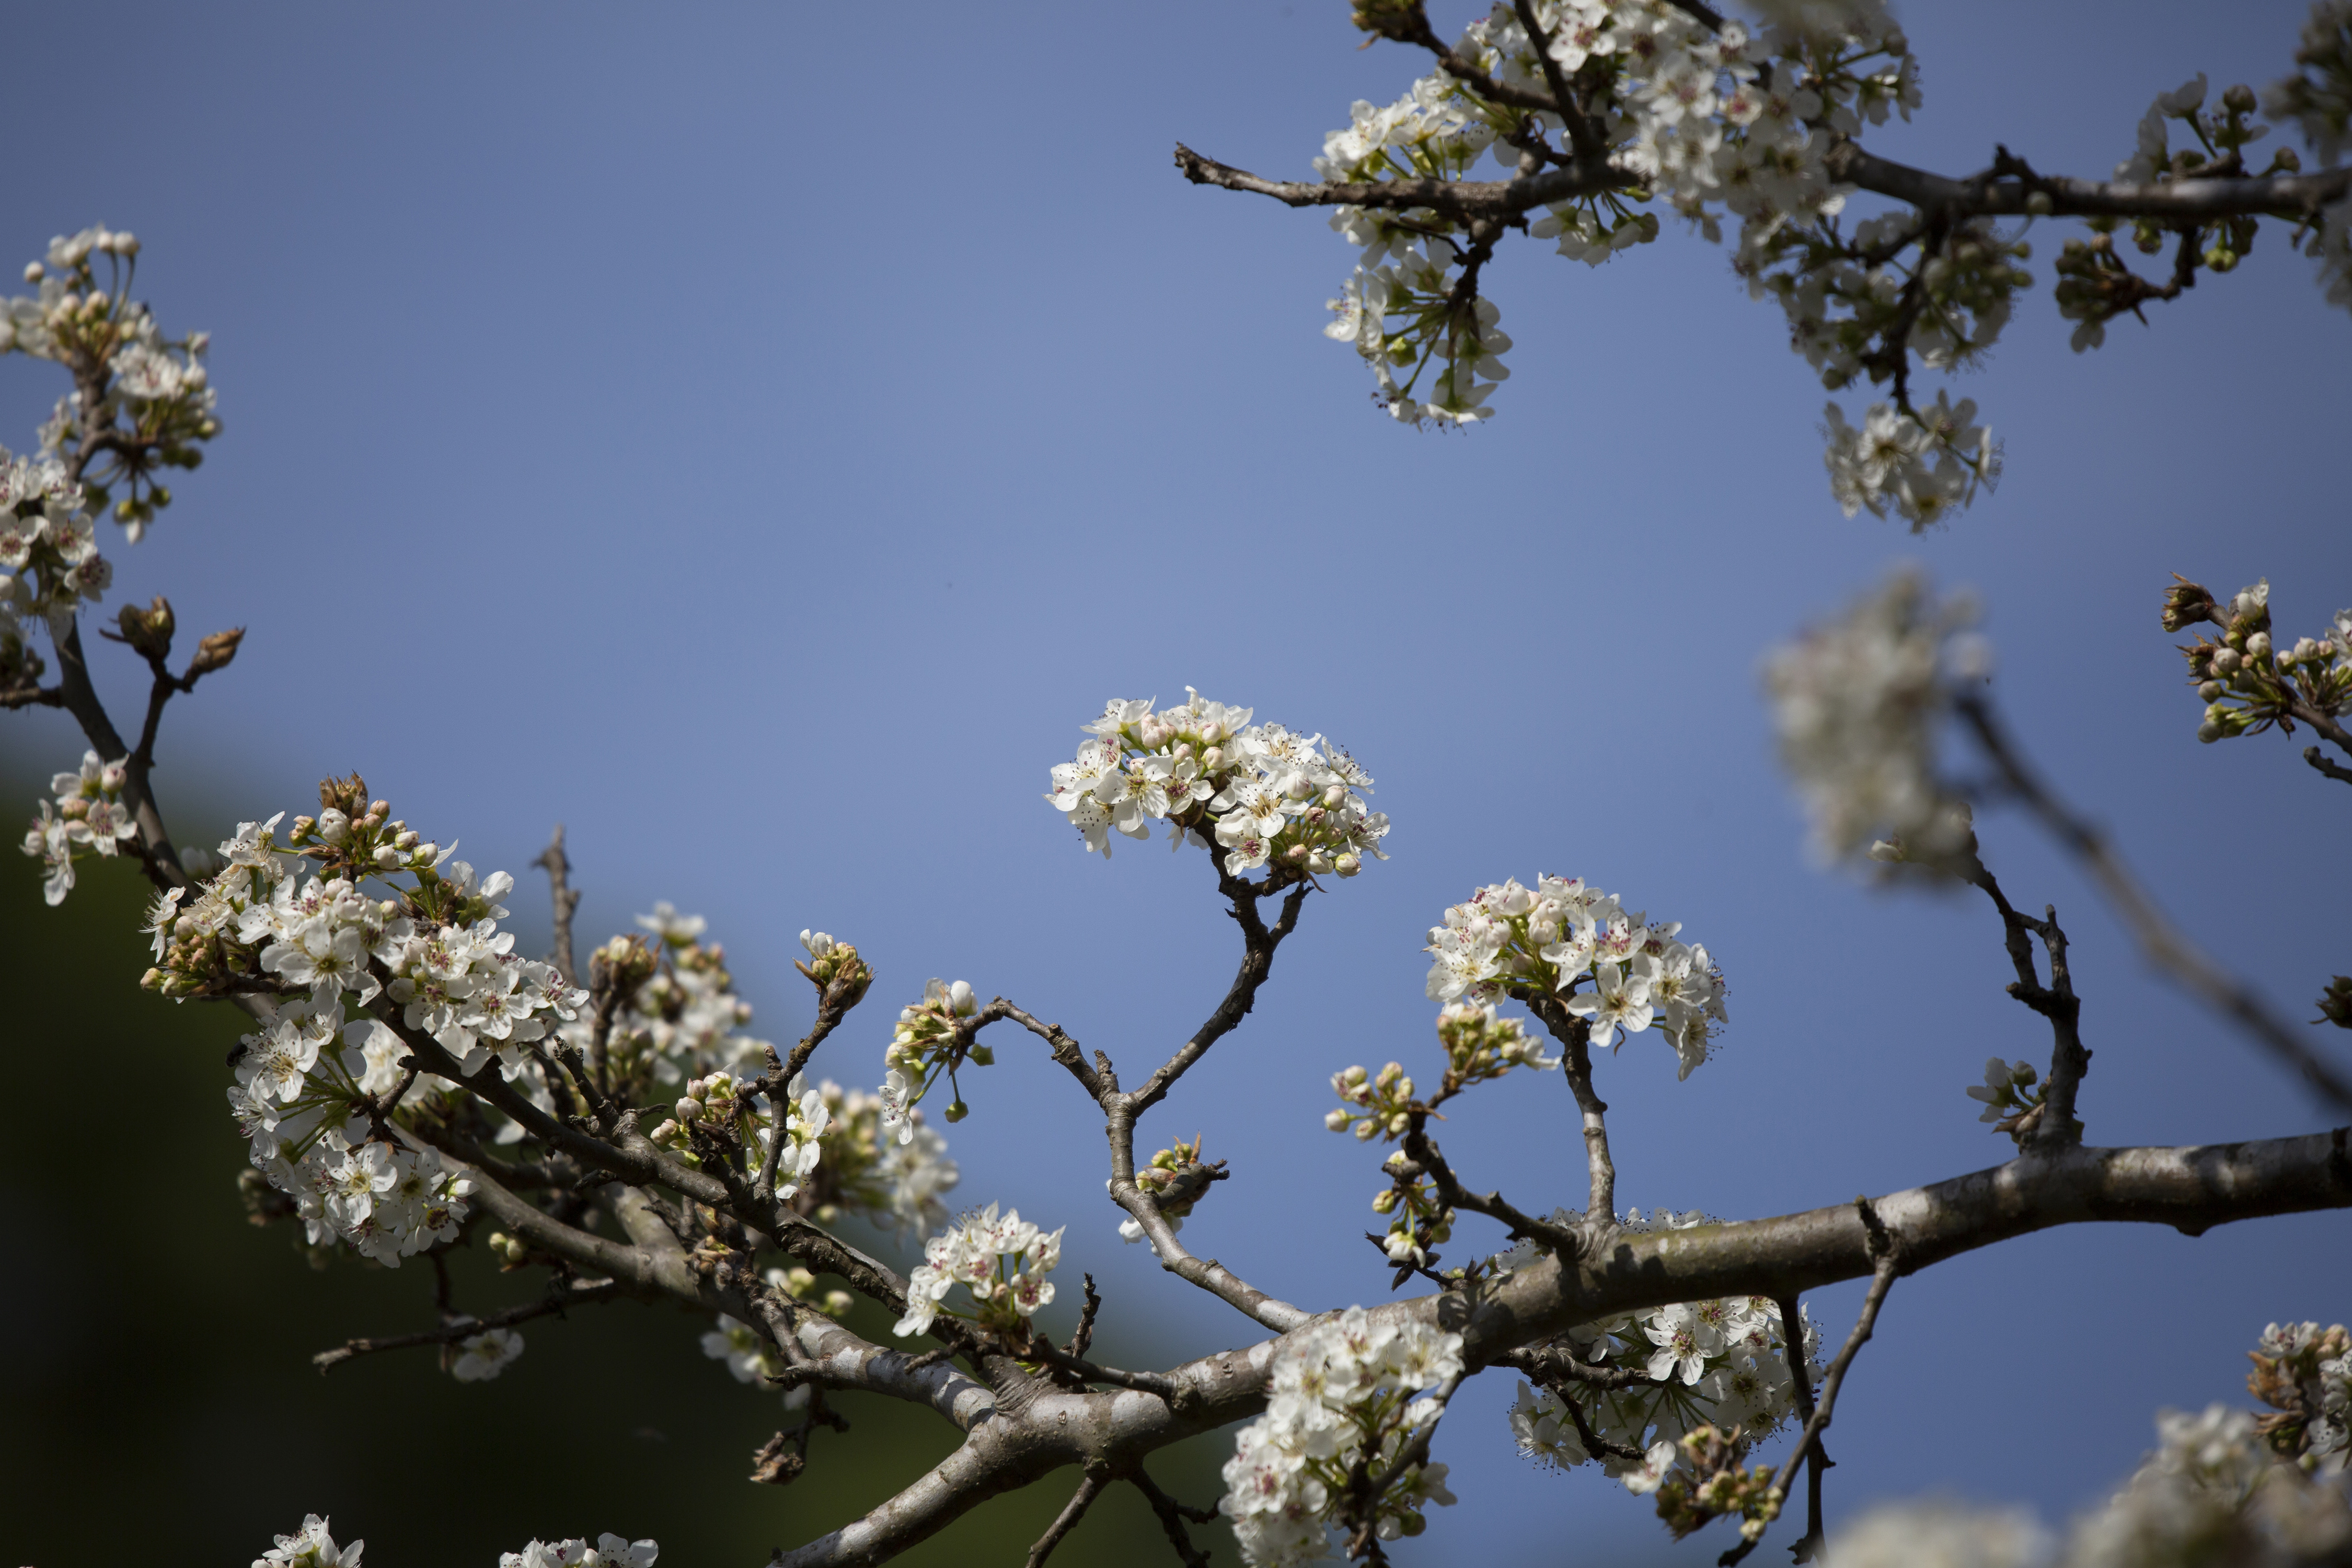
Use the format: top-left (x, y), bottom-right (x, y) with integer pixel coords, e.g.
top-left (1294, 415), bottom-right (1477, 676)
top-left (944, 1098), bottom-right (970, 1123)
top-left (22, 262), bottom-right (42, 283)
top-left (1334, 853), bottom-right (1362, 877)
top-left (822, 1290), bottom-right (855, 1317)
top-left (967, 1043), bottom-right (995, 1066)
top-left (2024, 190), bottom-right (2054, 217)
top-left (2246, 631), bottom-right (2272, 661)
top-left (187, 626), bottom-right (245, 677)
top-left (2198, 680), bottom-right (2223, 701)
top-left (2222, 82), bottom-right (2257, 114)
top-left (114, 595), bottom-right (174, 659)
top-left (1371, 1189), bottom-right (1399, 1214)
top-left (674, 1097), bottom-right (704, 1121)
top-left (1325, 1108), bottom-right (1352, 1132)
top-left (1202, 746), bottom-right (1225, 770)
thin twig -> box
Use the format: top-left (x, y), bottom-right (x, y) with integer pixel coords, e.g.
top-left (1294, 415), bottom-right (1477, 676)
top-left (312, 1277), bottom-right (629, 1373)
top-left (1025, 1470), bottom-right (1107, 1567)
top-left (535, 825), bottom-right (582, 988)
top-left (1771, 1294), bottom-right (1828, 1563)
top-left (1958, 694), bottom-right (2352, 1113)
top-left (1722, 1243), bottom-right (1900, 1566)
top-left (2304, 746), bottom-right (2352, 788)
top-left (1124, 1462), bottom-right (1216, 1568)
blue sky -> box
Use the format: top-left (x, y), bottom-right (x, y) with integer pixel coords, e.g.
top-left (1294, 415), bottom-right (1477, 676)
top-left (3, 1), bottom-right (2347, 1562)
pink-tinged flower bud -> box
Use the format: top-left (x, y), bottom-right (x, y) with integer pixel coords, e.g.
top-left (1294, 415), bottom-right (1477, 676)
top-left (317, 808), bottom-right (351, 846)
top-left (1202, 746), bottom-right (1225, 770)
top-left (1322, 785), bottom-right (1345, 809)
top-left (1285, 844), bottom-right (1310, 863)
top-left (674, 1097), bottom-right (704, 1121)
top-left (2212, 647), bottom-right (2243, 675)
top-left (1171, 742), bottom-right (1193, 761)
top-left (1282, 773), bottom-right (1313, 801)
top-left (1200, 722), bottom-right (1225, 745)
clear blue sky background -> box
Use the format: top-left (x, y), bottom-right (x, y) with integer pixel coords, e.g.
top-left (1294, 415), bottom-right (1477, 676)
top-left (3, 2), bottom-right (2346, 1563)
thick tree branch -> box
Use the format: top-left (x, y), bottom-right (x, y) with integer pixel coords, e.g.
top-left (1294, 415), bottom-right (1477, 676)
top-left (761, 1128), bottom-right (2352, 1566)
top-left (1175, 136), bottom-right (2350, 229)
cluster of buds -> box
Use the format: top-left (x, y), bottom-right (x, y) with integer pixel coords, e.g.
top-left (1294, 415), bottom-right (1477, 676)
top-left (1432, 1001), bottom-right (1557, 1094)
top-left (1329, 1062), bottom-right (1416, 1143)
top-left (794, 929), bottom-right (872, 1007)
top-left (2246, 1321), bottom-right (2351, 1463)
top-left (1133, 1134), bottom-right (1228, 1225)
top-left (2162, 575), bottom-right (2351, 745)
top-left (590, 932), bottom-right (659, 1002)
top-left (882, 977), bottom-right (985, 1123)
top-left (649, 1072), bottom-right (831, 1200)
top-left (1650, 1425), bottom-right (1784, 1543)
top-left (1375, 1147), bottom-right (1455, 1269)
top-left (2, 227), bottom-right (219, 537)
top-left (1963, 1055), bottom-right (2055, 1144)
top-left (286, 776), bottom-right (457, 892)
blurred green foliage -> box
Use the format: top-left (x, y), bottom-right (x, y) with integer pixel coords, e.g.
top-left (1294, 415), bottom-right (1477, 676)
top-left (0, 795), bottom-right (1233, 1566)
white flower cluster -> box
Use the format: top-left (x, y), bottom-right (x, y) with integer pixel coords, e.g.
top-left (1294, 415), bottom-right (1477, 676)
top-left (226, 999), bottom-right (479, 1267)
top-left (1821, 390), bottom-right (2000, 530)
top-left (1044, 689), bottom-right (1388, 879)
top-left (20, 748), bottom-right (136, 905)
top-left (253, 1515), bottom-right (365, 1568)
top-left (452, 1327), bottom-right (525, 1382)
top-left (1218, 1307), bottom-right (1463, 1566)
top-left (500, 1535), bottom-right (658, 1568)
top-left (879, 974), bottom-right (981, 1135)
top-left (1763, 568), bottom-right (1984, 870)
top-left (1424, 876), bottom-right (1724, 1078)
top-left (1505, 1244), bottom-right (1821, 1497)
top-left (2, 226), bottom-right (217, 540)
top-left (252, 1518), bottom-right (658, 1568)
top-left (143, 806), bottom-right (587, 1264)
top-left (1, 453), bottom-right (109, 644)
top-left (892, 1202), bottom-right (1064, 1339)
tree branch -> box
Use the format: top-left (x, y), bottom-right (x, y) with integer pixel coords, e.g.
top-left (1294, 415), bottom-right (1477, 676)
top-left (1956, 693), bottom-right (2352, 1113)
top-left (1720, 1253), bottom-right (1899, 1567)
top-left (1023, 1469), bottom-right (1107, 1568)
top-left (311, 1277), bottom-right (631, 1374)
top-left (763, 1127), bottom-right (2352, 1565)
top-left (2304, 745), bottom-right (2352, 788)
top-left (534, 824), bottom-right (582, 987)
